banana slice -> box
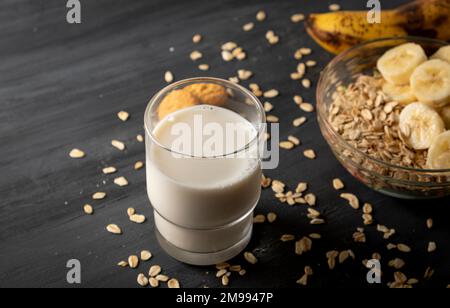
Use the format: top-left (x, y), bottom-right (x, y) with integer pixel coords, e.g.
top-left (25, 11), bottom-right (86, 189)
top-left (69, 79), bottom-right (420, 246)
top-left (377, 43), bottom-right (427, 85)
top-left (440, 106), bottom-right (450, 129)
top-left (431, 45), bottom-right (450, 63)
top-left (427, 131), bottom-right (450, 170)
top-left (382, 81), bottom-right (416, 105)
top-left (410, 59), bottom-right (450, 108)
top-left (399, 102), bottom-right (445, 150)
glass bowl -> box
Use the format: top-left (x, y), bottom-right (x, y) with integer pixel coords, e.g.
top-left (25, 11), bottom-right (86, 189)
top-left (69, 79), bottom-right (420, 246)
top-left (317, 37), bottom-right (450, 199)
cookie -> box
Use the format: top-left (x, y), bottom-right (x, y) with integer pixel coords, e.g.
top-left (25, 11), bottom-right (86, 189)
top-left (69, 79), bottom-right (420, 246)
top-left (184, 83), bottom-right (228, 106)
top-left (158, 89), bottom-right (200, 120)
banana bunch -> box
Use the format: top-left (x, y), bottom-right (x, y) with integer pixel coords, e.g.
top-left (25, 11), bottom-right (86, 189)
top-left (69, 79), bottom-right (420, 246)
top-left (305, 0), bottom-right (450, 54)
top-left (378, 43), bottom-right (450, 169)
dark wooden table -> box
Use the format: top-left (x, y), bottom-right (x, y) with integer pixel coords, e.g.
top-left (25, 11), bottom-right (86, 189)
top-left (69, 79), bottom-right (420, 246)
top-left (0, 0), bottom-right (449, 288)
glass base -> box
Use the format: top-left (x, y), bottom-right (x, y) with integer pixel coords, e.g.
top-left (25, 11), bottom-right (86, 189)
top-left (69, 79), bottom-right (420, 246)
top-left (155, 225), bottom-right (253, 266)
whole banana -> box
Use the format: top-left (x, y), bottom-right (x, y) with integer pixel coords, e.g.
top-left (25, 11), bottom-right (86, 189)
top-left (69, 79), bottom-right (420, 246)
top-left (305, 0), bottom-right (450, 54)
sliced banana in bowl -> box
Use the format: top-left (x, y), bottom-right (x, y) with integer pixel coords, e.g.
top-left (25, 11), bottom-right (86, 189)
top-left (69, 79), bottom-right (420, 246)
top-left (440, 106), bottom-right (450, 130)
top-left (377, 43), bottom-right (427, 85)
top-left (382, 82), bottom-right (416, 105)
top-left (399, 102), bottom-right (445, 150)
top-left (410, 59), bottom-right (450, 109)
top-left (431, 45), bottom-right (450, 63)
top-left (427, 131), bottom-right (450, 170)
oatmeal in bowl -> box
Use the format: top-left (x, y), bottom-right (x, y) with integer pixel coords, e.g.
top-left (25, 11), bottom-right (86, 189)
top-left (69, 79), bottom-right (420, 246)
top-left (317, 37), bottom-right (450, 199)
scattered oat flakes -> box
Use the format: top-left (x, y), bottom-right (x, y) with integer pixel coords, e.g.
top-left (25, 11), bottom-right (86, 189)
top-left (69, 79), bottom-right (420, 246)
top-left (256, 10), bottom-right (266, 21)
top-left (426, 218), bottom-right (433, 229)
top-left (244, 252), bottom-right (258, 264)
top-left (305, 194), bottom-right (317, 206)
top-left (265, 30), bottom-right (279, 45)
top-left (114, 176), bottom-right (128, 187)
top-left (149, 265), bottom-right (162, 277)
top-left (168, 278), bottom-right (180, 288)
top-left (352, 228), bottom-right (366, 243)
top-left (137, 273), bottom-right (148, 287)
top-left (111, 140), bottom-right (126, 151)
top-left (128, 255), bottom-right (139, 268)
top-left (164, 71), bottom-right (174, 83)
top-left (303, 149), bottom-right (316, 160)
top-left (281, 234), bottom-right (295, 242)
top-left (291, 13), bottom-right (305, 23)
top-left (329, 4), bottom-right (341, 11)
top-left (136, 134), bottom-right (144, 142)
top-left (216, 269), bottom-right (227, 277)
top-left (221, 50), bottom-right (233, 62)
top-left (295, 236), bottom-right (312, 255)
top-left (362, 203), bottom-right (373, 214)
top-left (397, 244), bottom-right (411, 253)
top-left (272, 180), bottom-right (285, 193)
top-left (306, 60), bottom-right (317, 67)
top-left (294, 49), bottom-right (303, 60)
top-left (293, 117), bottom-right (306, 127)
top-left (117, 261), bottom-right (128, 267)
top-left (326, 250), bottom-right (339, 270)
top-left (229, 76), bottom-right (239, 83)
top-left (339, 250), bottom-right (350, 264)
top-left (222, 275), bottom-right (229, 286)
top-left (92, 192), bottom-right (106, 200)
top-left (309, 233), bottom-right (321, 239)
top-left (288, 135), bottom-right (300, 146)
top-left (266, 115), bottom-right (279, 123)
top-left (300, 102), bottom-right (314, 112)
top-left (106, 225), bottom-right (121, 236)
top-left (192, 34), bottom-right (202, 43)
top-left (387, 243), bottom-right (397, 250)
top-left (293, 95), bottom-right (303, 104)
top-left (103, 166), bottom-right (117, 174)
top-left (389, 258), bottom-right (405, 269)
top-left (253, 214), bottom-right (266, 224)
top-left (83, 204), bottom-right (93, 215)
top-left (299, 48), bottom-right (312, 55)
top-left (310, 218), bottom-right (325, 224)
top-left (130, 214), bottom-right (146, 224)
top-left (242, 22), bottom-right (254, 32)
top-left (69, 149), bottom-right (85, 159)
top-left (156, 274), bottom-right (169, 282)
top-left (267, 212), bottom-right (277, 223)
top-left (280, 141), bottom-right (295, 150)
top-left (127, 207), bottom-right (135, 217)
top-left (340, 193), bottom-right (359, 209)
top-left (134, 161), bottom-right (144, 170)
top-left (261, 174), bottom-right (272, 188)
top-left (216, 263), bottom-right (230, 270)
top-left (198, 64), bottom-right (209, 71)
top-left (263, 89), bottom-right (279, 98)
top-left (149, 277), bottom-right (159, 288)
top-left (427, 241), bottom-right (436, 253)
top-left (424, 267), bottom-right (434, 280)
top-left (227, 265), bottom-right (240, 273)
top-left (190, 50), bottom-right (203, 61)
top-left (117, 111), bottom-right (130, 122)
top-left (301, 79), bottom-right (311, 89)
top-left (264, 102), bottom-right (274, 112)
top-left (332, 178), bottom-right (345, 190)
top-left (140, 250), bottom-right (152, 261)
top-left (238, 69), bottom-right (253, 80)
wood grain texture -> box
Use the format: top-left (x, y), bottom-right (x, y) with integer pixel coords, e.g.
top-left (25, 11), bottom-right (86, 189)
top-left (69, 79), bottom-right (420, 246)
top-left (0, 0), bottom-right (449, 288)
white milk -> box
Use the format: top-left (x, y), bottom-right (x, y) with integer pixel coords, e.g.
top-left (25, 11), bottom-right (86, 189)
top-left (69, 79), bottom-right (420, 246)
top-left (146, 105), bottom-right (261, 263)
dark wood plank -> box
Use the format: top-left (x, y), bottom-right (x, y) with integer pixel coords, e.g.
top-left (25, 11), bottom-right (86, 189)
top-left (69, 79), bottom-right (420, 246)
top-left (0, 0), bottom-right (449, 288)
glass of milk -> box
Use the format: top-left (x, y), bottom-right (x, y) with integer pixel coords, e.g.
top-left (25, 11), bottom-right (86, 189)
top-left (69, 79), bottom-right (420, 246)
top-left (144, 77), bottom-right (266, 265)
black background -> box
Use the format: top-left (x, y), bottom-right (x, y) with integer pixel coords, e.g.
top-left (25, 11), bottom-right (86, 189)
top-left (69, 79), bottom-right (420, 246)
top-left (0, 0), bottom-right (449, 288)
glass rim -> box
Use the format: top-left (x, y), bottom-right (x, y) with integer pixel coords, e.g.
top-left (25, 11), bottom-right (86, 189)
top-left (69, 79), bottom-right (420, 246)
top-left (144, 77), bottom-right (266, 159)
top-left (317, 36), bottom-right (450, 174)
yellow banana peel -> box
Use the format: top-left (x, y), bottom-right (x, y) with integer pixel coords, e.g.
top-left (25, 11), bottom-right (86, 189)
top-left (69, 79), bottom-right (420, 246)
top-left (305, 0), bottom-right (450, 54)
